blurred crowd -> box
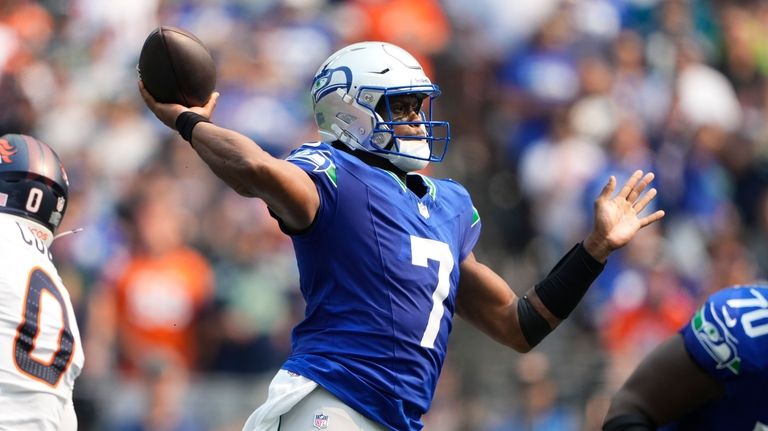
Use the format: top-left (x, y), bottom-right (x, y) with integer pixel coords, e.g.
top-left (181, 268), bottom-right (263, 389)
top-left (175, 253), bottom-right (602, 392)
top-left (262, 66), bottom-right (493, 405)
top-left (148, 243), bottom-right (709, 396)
top-left (2, 0), bottom-right (767, 429)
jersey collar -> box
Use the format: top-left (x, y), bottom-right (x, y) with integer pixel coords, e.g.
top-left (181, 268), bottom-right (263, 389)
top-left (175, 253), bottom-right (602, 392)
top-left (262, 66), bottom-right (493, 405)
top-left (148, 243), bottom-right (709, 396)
top-left (383, 171), bottom-right (437, 201)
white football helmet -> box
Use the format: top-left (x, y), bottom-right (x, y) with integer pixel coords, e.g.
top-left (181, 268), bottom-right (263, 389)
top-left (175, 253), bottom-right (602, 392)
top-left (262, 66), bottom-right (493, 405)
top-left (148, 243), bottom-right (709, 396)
top-left (311, 41), bottom-right (450, 172)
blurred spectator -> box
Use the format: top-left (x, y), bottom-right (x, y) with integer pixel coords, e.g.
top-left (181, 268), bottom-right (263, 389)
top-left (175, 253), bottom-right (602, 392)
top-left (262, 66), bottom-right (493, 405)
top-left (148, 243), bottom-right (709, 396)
top-left (0, 72), bottom-right (34, 134)
top-left (110, 354), bottom-right (206, 431)
top-left (87, 174), bottom-right (214, 377)
top-left (610, 29), bottom-right (671, 133)
top-left (496, 5), bottom-right (580, 162)
top-left (519, 106), bottom-right (606, 260)
top-left (673, 40), bottom-right (742, 133)
top-left (484, 353), bottom-right (579, 431)
top-left (197, 197), bottom-right (298, 375)
top-left (345, 0), bottom-right (451, 78)
top-left (569, 54), bottom-right (617, 144)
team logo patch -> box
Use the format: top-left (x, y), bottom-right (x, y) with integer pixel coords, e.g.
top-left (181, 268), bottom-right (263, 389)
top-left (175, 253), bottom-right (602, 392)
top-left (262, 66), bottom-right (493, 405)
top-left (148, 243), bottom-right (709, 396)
top-left (312, 411), bottom-right (329, 429)
top-left (287, 148), bottom-right (337, 187)
top-left (692, 303), bottom-right (741, 374)
top-left (0, 139), bottom-right (17, 164)
top-left (0, 192), bottom-right (7, 207)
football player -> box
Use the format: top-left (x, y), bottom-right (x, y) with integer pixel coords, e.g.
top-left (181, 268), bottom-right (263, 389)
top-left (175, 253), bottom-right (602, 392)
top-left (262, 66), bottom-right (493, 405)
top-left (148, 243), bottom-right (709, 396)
top-left (604, 284), bottom-right (768, 430)
top-left (139, 41), bottom-right (664, 431)
top-left (0, 134), bottom-right (84, 430)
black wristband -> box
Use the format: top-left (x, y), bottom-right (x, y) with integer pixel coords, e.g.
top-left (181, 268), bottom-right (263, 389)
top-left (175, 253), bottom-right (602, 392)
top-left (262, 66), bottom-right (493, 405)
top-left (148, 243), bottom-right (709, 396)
top-left (175, 111), bottom-right (210, 142)
top-left (602, 413), bottom-right (656, 431)
top-left (534, 242), bottom-right (605, 319)
top-left (517, 295), bottom-right (552, 348)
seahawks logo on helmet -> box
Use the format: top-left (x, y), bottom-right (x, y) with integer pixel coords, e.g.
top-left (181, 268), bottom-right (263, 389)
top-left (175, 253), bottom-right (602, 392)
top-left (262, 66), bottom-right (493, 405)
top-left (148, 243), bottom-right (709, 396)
top-left (312, 66), bottom-right (352, 104)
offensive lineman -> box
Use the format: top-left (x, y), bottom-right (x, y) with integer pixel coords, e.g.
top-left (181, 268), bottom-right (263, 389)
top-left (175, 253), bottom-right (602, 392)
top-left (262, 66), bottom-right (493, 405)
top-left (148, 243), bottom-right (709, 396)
top-left (0, 134), bottom-right (83, 430)
top-left (139, 41), bottom-right (665, 431)
top-left (604, 285), bottom-right (768, 430)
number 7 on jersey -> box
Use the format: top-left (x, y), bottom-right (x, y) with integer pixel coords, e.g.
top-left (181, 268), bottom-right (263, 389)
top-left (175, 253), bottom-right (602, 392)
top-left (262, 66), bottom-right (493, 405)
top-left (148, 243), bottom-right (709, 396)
top-left (411, 236), bottom-right (454, 349)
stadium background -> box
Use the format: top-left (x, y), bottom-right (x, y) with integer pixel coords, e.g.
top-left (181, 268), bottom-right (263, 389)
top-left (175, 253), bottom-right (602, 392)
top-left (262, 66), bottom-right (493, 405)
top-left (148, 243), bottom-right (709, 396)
top-left (0, 0), bottom-right (763, 429)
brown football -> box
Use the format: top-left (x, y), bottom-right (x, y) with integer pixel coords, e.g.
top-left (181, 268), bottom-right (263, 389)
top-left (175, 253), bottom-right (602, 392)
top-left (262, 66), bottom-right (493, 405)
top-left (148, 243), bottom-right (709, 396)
top-left (138, 26), bottom-right (216, 107)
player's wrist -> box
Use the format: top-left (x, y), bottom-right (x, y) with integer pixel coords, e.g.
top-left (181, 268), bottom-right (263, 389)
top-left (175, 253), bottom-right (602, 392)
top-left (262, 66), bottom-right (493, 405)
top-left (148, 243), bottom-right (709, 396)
top-left (583, 233), bottom-right (611, 263)
top-left (175, 111), bottom-right (211, 142)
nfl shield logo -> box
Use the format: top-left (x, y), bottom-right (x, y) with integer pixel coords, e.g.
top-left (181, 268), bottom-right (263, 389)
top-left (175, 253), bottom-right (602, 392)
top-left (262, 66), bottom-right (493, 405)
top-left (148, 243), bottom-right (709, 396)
top-left (313, 412), bottom-right (329, 429)
top-left (418, 201), bottom-right (430, 219)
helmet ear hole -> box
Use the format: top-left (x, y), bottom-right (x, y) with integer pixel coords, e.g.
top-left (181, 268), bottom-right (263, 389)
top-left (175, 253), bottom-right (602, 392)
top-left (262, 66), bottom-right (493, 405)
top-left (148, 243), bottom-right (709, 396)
top-left (374, 97), bottom-right (388, 120)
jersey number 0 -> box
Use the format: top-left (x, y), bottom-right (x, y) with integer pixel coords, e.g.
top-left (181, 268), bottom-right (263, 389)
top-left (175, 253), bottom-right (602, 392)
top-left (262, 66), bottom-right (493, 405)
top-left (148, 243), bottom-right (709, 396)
top-left (14, 268), bottom-right (75, 387)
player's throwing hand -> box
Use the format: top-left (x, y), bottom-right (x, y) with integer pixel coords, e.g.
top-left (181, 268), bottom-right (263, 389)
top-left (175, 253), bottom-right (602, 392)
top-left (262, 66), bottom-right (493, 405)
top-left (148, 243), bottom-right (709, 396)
top-left (138, 80), bottom-right (219, 132)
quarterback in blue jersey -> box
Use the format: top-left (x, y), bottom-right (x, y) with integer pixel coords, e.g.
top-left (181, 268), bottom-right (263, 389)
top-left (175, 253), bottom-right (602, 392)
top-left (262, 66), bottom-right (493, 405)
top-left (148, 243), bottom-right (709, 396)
top-left (140, 41), bottom-right (665, 431)
top-left (604, 285), bottom-right (768, 431)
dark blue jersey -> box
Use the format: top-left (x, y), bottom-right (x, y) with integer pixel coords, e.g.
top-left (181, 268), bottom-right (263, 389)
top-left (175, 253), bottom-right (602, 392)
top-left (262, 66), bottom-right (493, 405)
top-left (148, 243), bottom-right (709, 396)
top-left (278, 142), bottom-right (481, 431)
top-left (669, 285), bottom-right (768, 430)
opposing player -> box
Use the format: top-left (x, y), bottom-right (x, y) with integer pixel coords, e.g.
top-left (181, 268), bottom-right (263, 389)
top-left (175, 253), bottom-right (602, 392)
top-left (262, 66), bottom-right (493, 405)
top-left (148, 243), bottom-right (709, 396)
top-left (603, 284), bottom-right (768, 430)
top-left (139, 41), bottom-right (665, 431)
top-left (0, 134), bottom-right (84, 430)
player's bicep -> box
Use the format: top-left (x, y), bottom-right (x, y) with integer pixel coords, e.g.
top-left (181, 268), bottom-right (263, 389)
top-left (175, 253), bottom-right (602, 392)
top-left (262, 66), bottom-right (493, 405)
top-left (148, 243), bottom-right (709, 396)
top-left (456, 253), bottom-right (527, 350)
top-left (605, 335), bottom-right (724, 427)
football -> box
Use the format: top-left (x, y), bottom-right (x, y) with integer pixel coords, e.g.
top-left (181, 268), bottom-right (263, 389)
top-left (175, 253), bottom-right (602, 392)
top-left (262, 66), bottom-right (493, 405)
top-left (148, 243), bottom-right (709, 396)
top-left (138, 26), bottom-right (216, 107)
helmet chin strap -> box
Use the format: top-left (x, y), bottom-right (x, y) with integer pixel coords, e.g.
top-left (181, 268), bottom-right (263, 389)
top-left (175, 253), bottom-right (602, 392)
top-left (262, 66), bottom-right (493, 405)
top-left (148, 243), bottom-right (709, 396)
top-left (384, 138), bottom-right (430, 172)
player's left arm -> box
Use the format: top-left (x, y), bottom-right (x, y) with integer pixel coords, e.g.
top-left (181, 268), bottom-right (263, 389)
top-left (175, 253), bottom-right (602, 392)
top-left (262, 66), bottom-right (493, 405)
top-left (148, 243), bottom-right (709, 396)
top-left (456, 253), bottom-right (528, 350)
top-left (602, 335), bottom-right (724, 430)
top-left (456, 171), bottom-right (665, 352)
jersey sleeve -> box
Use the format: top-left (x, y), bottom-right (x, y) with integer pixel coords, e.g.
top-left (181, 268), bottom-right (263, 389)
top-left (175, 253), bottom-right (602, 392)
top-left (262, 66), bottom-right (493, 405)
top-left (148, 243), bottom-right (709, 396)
top-left (447, 179), bottom-right (480, 262)
top-left (280, 143), bottom-right (339, 235)
top-left (680, 286), bottom-right (768, 387)
top-left (460, 204), bottom-right (481, 262)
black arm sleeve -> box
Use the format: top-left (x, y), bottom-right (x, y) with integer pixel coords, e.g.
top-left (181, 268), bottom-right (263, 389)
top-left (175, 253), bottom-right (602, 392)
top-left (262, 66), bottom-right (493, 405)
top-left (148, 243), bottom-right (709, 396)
top-left (534, 242), bottom-right (605, 319)
top-left (516, 295), bottom-right (552, 348)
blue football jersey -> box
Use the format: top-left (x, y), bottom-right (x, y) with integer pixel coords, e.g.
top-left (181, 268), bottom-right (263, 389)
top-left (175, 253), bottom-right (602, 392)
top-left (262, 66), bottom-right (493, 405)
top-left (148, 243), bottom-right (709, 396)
top-left (277, 143), bottom-right (481, 431)
top-left (669, 285), bottom-right (768, 430)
